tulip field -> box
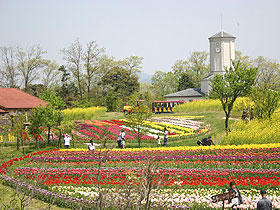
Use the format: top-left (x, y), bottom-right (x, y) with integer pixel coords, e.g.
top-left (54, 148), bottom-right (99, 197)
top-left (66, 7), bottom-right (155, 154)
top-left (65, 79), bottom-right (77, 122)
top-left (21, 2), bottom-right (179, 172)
top-left (1, 143), bottom-right (280, 209)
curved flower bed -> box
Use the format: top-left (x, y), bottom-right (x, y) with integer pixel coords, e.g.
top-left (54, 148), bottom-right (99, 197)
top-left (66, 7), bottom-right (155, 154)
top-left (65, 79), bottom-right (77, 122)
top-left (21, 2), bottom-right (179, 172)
top-left (1, 143), bottom-right (280, 209)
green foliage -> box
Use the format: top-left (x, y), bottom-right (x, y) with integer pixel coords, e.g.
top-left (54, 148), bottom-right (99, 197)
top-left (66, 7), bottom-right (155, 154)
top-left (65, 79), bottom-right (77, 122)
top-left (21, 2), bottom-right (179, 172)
top-left (62, 106), bottom-right (107, 121)
top-left (222, 112), bottom-right (280, 145)
top-left (177, 73), bottom-right (196, 91)
top-left (172, 51), bottom-right (210, 88)
top-left (101, 66), bottom-right (140, 97)
top-left (105, 91), bottom-right (122, 112)
top-left (125, 104), bottom-right (152, 147)
top-left (151, 71), bottom-right (177, 97)
top-left (28, 105), bottom-right (45, 149)
top-left (210, 61), bottom-right (258, 131)
top-left (41, 91), bottom-right (65, 110)
top-left (251, 86), bottom-right (280, 120)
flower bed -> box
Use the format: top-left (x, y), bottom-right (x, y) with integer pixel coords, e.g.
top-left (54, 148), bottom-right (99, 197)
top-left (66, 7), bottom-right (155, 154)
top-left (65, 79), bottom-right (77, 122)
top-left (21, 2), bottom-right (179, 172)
top-left (1, 143), bottom-right (280, 209)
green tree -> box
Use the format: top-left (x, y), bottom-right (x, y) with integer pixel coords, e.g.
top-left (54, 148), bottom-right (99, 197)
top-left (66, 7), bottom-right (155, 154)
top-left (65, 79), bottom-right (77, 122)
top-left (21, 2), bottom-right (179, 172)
top-left (61, 39), bottom-right (84, 99)
top-left (151, 71), bottom-right (177, 97)
top-left (29, 105), bottom-right (45, 149)
top-left (251, 86), bottom-right (280, 120)
top-left (83, 41), bottom-right (105, 100)
top-left (172, 51), bottom-right (210, 88)
top-left (41, 91), bottom-right (65, 144)
top-left (177, 74), bottom-right (196, 91)
top-left (0, 46), bottom-right (19, 88)
top-left (57, 65), bottom-right (79, 107)
top-left (210, 61), bottom-right (258, 132)
top-left (16, 44), bottom-right (48, 90)
top-left (117, 56), bottom-right (144, 77)
top-left (125, 104), bottom-right (152, 147)
top-left (101, 66), bottom-right (140, 99)
top-left (9, 114), bottom-right (27, 153)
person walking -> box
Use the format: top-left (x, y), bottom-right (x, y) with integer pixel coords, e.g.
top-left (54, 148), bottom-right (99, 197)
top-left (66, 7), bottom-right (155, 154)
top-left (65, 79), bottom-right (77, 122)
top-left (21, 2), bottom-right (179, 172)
top-left (228, 181), bottom-right (243, 210)
top-left (120, 129), bottom-right (126, 149)
top-left (257, 190), bottom-right (272, 210)
top-left (163, 128), bottom-right (168, 146)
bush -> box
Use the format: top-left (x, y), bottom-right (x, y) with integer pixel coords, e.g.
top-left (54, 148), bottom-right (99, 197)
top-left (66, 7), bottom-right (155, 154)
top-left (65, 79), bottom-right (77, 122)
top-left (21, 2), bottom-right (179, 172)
top-left (62, 106), bottom-right (107, 120)
top-left (222, 112), bottom-right (280, 145)
top-left (174, 97), bottom-right (254, 113)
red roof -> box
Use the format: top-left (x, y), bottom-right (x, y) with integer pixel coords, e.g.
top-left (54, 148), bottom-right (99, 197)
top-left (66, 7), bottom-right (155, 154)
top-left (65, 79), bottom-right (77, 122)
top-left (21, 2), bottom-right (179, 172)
top-left (0, 108), bottom-right (8, 113)
top-left (0, 88), bottom-right (47, 109)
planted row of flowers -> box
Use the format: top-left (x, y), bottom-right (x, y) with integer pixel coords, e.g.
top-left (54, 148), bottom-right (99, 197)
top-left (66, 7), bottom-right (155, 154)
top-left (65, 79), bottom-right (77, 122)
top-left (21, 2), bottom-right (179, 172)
top-left (15, 167), bottom-right (280, 189)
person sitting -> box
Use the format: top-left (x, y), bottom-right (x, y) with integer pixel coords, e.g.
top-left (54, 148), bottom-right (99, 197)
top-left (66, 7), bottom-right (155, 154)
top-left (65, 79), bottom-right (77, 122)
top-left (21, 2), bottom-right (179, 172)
top-left (197, 136), bottom-right (215, 146)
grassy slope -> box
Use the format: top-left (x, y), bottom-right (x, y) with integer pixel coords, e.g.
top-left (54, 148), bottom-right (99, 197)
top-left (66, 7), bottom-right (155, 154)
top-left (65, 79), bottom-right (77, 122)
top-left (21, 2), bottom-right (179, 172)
top-left (0, 110), bottom-right (235, 209)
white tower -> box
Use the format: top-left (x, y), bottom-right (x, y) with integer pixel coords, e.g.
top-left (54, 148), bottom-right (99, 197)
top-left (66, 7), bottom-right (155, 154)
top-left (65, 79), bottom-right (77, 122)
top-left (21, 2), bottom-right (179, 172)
top-left (201, 31), bottom-right (236, 94)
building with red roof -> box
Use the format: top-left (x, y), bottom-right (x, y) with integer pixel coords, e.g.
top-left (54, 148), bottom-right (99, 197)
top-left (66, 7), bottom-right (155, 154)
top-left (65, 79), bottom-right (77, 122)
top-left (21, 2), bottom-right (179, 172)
top-left (0, 88), bottom-right (47, 116)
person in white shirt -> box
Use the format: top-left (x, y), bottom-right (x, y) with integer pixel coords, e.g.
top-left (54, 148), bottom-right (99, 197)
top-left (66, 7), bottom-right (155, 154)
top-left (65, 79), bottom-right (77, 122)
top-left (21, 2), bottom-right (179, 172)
top-left (85, 140), bottom-right (100, 151)
top-left (157, 135), bottom-right (161, 145)
top-left (64, 134), bottom-right (71, 149)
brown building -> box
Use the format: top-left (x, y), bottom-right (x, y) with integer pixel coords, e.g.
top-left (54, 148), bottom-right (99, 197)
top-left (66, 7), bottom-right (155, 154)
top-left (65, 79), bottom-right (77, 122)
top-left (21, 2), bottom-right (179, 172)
top-left (0, 88), bottom-right (47, 130)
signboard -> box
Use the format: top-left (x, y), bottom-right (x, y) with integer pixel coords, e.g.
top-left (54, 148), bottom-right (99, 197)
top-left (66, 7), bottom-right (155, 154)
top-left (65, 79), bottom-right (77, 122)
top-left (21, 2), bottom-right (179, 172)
top-left (211, 191), bottom-right (236, 203)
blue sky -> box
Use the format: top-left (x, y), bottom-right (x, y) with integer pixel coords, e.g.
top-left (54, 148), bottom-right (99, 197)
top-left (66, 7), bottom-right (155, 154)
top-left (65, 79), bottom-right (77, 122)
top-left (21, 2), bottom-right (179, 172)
top-left (0, 0), bottom-right (279, 75)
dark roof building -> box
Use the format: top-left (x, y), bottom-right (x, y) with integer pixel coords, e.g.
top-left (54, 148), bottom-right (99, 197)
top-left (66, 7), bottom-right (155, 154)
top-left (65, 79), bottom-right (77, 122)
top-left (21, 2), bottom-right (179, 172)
top-left (164, 88), bottom-right (205, 102)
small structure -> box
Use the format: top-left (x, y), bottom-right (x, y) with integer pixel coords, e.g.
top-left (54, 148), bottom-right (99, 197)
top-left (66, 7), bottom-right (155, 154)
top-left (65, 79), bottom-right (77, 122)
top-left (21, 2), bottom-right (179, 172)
top-left (164, 88), bottom-right (205, 102)
top-left (0, 88), bottom-right (47, 131)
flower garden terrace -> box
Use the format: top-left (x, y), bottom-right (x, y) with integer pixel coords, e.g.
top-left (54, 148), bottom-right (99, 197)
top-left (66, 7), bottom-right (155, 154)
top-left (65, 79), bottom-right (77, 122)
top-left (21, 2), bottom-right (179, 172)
top-left (26, 145), bottom-right (280, 169)
top-left (14, 116), bottom-right (209, 144)
top-left (1, 144), bottom-right (280, 209)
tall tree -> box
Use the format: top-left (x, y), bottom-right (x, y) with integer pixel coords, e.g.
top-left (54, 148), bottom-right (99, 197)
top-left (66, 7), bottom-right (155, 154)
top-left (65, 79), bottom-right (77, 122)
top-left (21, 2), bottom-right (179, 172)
top-left (29, 105), bottom-right (45, 149)
top-left (172, 51), bottom-right (210, 88)
top-left (41, 60), bottom-right (60, 89)
top-left (101, 66), bottom-right (140, 98)
top-left (61, 39), bottom-right (84, 98)
top-left (16, 44), bottom-right (48, 90)
top-left (0, 46), bottom-right (18, 88)
top-left (117, 56), bottom-right (144, 76)
top-left (125, 104), bottom-right (152, 147)
top-left (210, 61), bottom-right (258, 132)
top-left (251, 56), bottom-right (280, 120)
top-left (151, 71), bottom-right (177, 97)
top-left (254, 56), bottom-right (280, 88)
top-left (83, 41), bottom-right (105, 99)
top-left (57, 65), bottom-right (79, 107)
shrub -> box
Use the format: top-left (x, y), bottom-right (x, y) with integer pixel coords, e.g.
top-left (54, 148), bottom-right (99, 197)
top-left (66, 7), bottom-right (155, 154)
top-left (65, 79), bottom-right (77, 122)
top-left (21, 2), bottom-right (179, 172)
top-left (174, 97), bottom-right (254, 113)
top-left (62, 106), bottom-right (107, 120)
top-left (222, 112), bottom-right (280, 145)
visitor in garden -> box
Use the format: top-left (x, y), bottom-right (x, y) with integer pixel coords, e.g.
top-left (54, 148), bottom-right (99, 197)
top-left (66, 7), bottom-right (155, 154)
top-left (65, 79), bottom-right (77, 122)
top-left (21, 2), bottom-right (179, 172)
top-left (257, 190), bottom-right (272, 210)
top-left (228, 181), bottom-right (243, 210)
top-left (64, 134), bottom-right (71, 149)
top-left (117, 135), bottom-right (122, 148)
top-left (163, 127), bottom-right (168, 146)
top-left (157, 135), bottom-right (161, 145)
top-left (120, 129), bottom-right (126, 149)
top-left (85, 140), bottom-right (100, 151)
top-left (250, 108), bottom-right (254, 120)
top-left (197, 136), bottom-right (214, 146)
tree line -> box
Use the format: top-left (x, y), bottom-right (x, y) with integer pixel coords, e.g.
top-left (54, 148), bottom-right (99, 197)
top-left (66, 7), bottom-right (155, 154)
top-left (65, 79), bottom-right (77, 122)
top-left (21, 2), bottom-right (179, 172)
top-left (1, 41), bottom-right (280, 112)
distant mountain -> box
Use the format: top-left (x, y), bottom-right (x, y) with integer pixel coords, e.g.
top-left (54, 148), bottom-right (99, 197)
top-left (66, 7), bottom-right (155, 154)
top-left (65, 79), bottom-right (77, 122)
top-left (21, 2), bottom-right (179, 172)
top-left (139, 72), bottom-right (153, 84)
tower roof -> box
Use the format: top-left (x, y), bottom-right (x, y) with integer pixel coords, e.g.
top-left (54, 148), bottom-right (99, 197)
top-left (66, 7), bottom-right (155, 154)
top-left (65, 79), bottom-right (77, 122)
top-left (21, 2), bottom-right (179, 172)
top-left (209, 31), bottom-right (236, 39)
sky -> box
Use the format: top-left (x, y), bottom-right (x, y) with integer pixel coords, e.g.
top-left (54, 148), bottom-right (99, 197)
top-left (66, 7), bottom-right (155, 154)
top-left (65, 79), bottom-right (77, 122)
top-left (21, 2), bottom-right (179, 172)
top-left (0, 0), bottom-right (279, 75)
